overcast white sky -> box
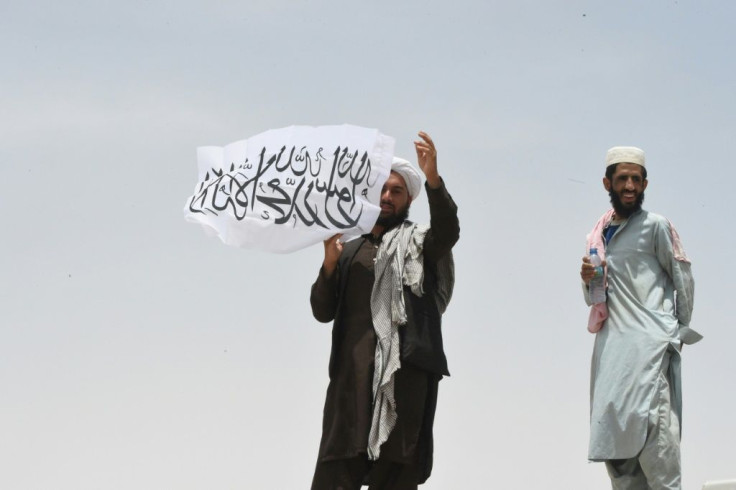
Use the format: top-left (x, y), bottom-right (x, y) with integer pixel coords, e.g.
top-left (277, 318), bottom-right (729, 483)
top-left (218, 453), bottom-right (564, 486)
top-left (2, 1), bottom-right (735, 488)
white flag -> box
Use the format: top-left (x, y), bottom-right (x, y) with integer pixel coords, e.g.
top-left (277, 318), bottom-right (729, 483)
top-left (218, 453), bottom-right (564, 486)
top-left (184, 124), bottom-right (395, 253)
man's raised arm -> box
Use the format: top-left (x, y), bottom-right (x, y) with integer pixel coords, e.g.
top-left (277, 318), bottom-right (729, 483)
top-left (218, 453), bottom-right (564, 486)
top-left (415, 131), bottom-right (460, 262)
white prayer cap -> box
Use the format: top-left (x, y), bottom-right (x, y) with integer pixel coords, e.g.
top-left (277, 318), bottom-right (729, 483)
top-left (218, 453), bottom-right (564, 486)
top-left (391, 157), bottom-right (422, 199)
top-left (606, 146), bottom-right (645, 168)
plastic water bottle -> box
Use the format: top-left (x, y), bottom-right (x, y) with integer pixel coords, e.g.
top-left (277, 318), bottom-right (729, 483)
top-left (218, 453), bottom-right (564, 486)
top-left (589, 248), bottom-right (606, 304)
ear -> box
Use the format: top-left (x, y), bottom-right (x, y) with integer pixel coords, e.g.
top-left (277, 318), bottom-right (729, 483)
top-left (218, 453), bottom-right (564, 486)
top-left (642, 179), bottom-right (648, 191)
top-left (602, 177), bottom-right (611, 191)
top-left (407, 196), bottom-right (413, 206)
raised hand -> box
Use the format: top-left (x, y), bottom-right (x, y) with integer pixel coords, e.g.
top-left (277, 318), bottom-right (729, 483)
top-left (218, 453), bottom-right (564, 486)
top-left (322, 234), bottom-right (344, 277)
top-left (414, 131), bottom-right (441, 189)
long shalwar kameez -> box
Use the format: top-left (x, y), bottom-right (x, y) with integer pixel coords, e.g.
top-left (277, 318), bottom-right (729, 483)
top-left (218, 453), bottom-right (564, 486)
top-left (584, 209), bottom-right (701, 488)
top-left (310, 182), bottom-right (459, 490)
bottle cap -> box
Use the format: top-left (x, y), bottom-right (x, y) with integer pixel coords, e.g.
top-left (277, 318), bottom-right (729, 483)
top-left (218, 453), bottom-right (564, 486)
top-left (589, 247), bottom-right (598, 254)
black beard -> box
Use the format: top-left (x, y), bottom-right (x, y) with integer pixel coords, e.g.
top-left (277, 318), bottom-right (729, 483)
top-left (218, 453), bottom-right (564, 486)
top-left (609, 189), bottom-right (645, 218)
top-left (376, 205), bottom-right (410, 228)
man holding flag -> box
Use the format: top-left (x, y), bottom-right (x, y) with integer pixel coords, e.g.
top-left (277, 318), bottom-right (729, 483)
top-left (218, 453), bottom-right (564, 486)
top-left (310, 132), bottom-right (459, 490)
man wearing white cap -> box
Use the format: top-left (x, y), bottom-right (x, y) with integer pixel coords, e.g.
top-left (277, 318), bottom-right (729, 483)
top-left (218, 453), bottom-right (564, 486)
top-left (580, 147), bottom-right (702, 489)
top-left (309, 131), bottom-right (459, 489)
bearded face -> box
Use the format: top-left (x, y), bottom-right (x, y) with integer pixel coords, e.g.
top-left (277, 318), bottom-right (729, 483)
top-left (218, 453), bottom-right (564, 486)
top-left (609, 186), bottom-right (645, 218)
top-left (375, 171), bottom-right (412, 228)
top-left (604, 163), bottom-right (648, 218)
top-left (376, 201), bottom-right (410, 227)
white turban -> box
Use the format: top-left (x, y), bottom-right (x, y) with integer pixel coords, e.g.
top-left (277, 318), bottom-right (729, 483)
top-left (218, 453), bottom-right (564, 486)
top-left (391, 157), bottom-right (423, 199)
top-left (606, 146), bottom-right (645, 168)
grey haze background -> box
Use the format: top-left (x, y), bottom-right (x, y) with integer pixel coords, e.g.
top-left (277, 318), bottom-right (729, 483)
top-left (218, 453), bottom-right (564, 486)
top-left (2, 1), bottom-right (734, 488)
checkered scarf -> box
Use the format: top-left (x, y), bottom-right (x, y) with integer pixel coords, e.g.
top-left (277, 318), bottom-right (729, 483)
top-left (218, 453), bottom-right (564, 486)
top-left (366, 222), bottom-right (429, 460)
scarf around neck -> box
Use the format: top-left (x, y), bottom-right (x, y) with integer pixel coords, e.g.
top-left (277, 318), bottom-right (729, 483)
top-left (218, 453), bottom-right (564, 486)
top-left (367, 221), bottom-right (428, 460)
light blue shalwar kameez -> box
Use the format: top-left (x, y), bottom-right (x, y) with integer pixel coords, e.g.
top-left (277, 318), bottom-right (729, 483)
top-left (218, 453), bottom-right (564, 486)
top-left (584, 209), bottom-right (701, 490)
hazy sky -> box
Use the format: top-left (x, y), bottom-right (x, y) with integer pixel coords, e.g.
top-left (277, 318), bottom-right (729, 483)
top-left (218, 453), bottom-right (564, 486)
top-left (2, 1), bottom-right (735, 488)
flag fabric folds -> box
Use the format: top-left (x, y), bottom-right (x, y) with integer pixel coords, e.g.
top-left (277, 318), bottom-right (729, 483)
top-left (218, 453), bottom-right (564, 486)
top-left (184, 124), bottom-right (395, 253)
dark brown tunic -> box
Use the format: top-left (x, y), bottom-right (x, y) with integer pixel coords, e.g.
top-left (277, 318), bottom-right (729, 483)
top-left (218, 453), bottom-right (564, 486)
top-left (310, 182), bottom-right (459, 484)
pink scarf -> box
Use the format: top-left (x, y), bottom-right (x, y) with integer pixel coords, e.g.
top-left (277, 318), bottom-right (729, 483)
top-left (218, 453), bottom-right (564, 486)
top-left (586, 209), bottom-right (614, 333)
